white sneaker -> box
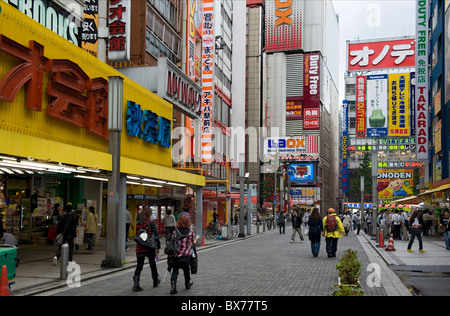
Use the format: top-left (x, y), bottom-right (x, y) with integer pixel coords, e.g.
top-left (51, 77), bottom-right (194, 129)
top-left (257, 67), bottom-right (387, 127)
top-left (68, 261), bottom-right (76, 265)
top-left (290, 240), bottom-right (294, 243)
top-left (52, 256), bottom-right (58, 266)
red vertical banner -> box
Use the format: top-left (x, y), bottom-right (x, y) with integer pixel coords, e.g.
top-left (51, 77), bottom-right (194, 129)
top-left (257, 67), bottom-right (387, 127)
top-left (303, 52), bottom-right (320, 130)
top-left (356, 75), bottom-right (366, 137)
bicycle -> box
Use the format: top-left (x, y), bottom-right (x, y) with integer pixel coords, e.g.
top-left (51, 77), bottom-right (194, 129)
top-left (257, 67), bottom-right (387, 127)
top-left (206, 222), bottom-right (221, 239)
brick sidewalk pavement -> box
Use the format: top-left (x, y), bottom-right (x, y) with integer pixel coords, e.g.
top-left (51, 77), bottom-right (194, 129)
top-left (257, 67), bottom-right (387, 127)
top-left (25, 226), bottom-right (410, 296)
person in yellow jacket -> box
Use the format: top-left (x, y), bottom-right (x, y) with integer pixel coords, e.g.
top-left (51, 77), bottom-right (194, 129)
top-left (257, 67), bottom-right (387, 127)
top-left (322, 208), bottom-right (345, 258)
top-left (85, 206), bottom-right (98, 250)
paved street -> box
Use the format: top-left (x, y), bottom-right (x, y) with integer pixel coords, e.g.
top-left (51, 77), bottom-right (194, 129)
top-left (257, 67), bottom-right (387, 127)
top-left (28, 226), bottom-right (406, 297)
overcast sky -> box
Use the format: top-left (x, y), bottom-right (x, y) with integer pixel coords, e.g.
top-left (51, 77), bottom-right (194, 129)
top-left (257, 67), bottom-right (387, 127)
top-left (332, 0), bottom-right (416, 100)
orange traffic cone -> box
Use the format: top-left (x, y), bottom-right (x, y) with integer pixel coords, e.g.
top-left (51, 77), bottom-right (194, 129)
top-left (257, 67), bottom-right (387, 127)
top-left (385, 234), bottom-right (396, 251)
top-left (201, 235), bottom-right (206, 246)
top-left (377, 231), bottom-right (385, 248)
top-left (0, 265), bottom-right (10, 296)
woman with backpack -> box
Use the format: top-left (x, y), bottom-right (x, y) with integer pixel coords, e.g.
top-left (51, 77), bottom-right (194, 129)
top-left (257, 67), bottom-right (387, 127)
top-left (322, 208), bottom-right (345, 258)
top-left (169, 214), bottom-right (199, 294)
top-left (132, 206), bottom-right (161, 291)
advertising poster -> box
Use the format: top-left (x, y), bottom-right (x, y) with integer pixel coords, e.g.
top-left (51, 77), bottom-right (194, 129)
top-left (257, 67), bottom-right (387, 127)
top-left (286, 163), bottom-right (314, 182)
top-left (366, 74), bottom-right (388, 137)
top-left (82, 0), bottom-right (99, 57)
top-left (388, 73), bottom-right (410, 136)
top-left (410, 72), bottom-right (416, 136)
top-left (377, 169), bottom-right (414, 200)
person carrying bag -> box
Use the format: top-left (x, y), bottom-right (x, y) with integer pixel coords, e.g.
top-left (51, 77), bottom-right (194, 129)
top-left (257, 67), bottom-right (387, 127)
top-left (132, 206), bottom-right (161, 291)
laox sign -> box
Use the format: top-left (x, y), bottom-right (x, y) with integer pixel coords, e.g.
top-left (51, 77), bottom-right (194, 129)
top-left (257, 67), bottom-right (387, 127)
top-left (268, 138), bottom-right (305, 149)
top-left (275, 0), bottom-right (293, 26)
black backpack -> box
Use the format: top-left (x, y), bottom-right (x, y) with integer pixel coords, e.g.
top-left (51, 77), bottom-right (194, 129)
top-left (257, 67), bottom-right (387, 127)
top-left (164, 229), bottom-right (182, 255)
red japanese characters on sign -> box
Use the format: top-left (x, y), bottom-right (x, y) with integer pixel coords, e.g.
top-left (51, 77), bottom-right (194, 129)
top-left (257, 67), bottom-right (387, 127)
top-left (347, 38), bottom-right (415, 72)
top-left (303, 108), bottom-right (320, 130)
top-left (108, 0), bottom-right (130, 62)
top-left (0, 35), bottom-right (109, 140)
top-left (356, 76), bottom-right (366, 137)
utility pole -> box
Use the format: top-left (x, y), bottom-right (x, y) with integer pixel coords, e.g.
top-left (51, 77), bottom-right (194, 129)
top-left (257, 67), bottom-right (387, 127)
top-left (371, 150), bottom-right (378, 239)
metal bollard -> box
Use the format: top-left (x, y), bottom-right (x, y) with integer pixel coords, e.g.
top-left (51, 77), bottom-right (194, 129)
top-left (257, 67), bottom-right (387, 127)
top-left (257, 223), bottom-right (260, 233)
top-left (60, 243), bottom-right (69, 280)
top-left (376, 227), bottom-right (380, 244)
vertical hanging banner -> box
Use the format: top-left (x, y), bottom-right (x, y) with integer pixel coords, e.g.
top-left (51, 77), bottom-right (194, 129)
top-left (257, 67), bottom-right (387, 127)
top-left (415, 0), bottom-right (429, 160)
top-left (187, 0), bottom-right (197, 81)
top-left (303, 52), bottom-right (320, 130)
top-left (342, 100), bottom-right (349, 194)
top-left (356, 76), bottom-right (366, 137)
top-left (388, 73), bottom-right (410, 136)
top-left (201, 0), bottom-right (214, 164)
top-left (108, 0), bottom-right (131, 62)
top-left (82, 0), bottom-right (99, 57)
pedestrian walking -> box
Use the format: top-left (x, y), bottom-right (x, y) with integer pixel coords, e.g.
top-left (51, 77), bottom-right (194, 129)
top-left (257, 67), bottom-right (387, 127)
top-left (132, 206), bottom-right (161, 291)
top-left (365, 210), bottom-right (372, 235)
top-left (85, 206), bottom-right (98, 250)
top-left (400, 209), bottom-right (409, 241)
top-left (407, 210), bottom-right (426, 253)
top-left (353, 212), bottom-right (361, 235)
top-left (168, 214), bottom-right (199, 295)
top-left (53, 203), bottom-right (78, 265)
top-left (290, 209), bottom-right (304, 243)
top-left (322, 208), bottom-right (345, 258)
top-left (278, 211), bottom-right (286, 234)
top-left (164, 209), bottom-right (176, 243)
top-left (302, 209), bottom-right (311, 235)
top-left (342, 211), bottom-right (352, 236)
top-left (125, 205), bottom-right (133, 243)
top-left (440, 209), bottom-right (450, 250)
top-left (391, 209), bottom-right (402, 240)
top-left (422, 210), bottom-right (433, 236)
top-left (308, 208), bottom-right (323, 257)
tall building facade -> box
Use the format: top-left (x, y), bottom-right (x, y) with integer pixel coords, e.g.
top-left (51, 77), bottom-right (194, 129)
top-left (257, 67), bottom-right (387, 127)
top-left (248, 0), bottom-right (340, 215)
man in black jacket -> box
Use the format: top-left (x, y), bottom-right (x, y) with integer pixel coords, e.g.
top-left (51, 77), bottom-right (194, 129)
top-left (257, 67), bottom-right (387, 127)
top-left (53, 203), bottom-right (78, 265)
top-left (290, 209), bottom-right (304, 242)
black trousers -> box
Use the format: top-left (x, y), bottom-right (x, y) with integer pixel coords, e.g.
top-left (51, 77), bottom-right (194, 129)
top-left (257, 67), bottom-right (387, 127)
top-left (134, 253), bottom-right (158, 281)
top-left (325, 237), bottom-right (338, 256)
top-left (170, 257), bottom-right (190, 284)
top-left (55, 239), bottom-right (74, 262)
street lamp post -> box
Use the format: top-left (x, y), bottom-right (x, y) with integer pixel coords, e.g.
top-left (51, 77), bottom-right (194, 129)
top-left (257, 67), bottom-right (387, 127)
top-left (101, 76), bottom-right (126, 268)
top-left (239, 153), bottom-right (246, 237)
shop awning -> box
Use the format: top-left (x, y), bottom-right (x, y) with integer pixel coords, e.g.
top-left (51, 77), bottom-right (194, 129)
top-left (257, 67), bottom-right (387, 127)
top-left (417, 184), bottom-right (450, 197)
top-left (121, 157), bottom-right (205, 188)
top-left (393, 195), bottom-right (422, 204)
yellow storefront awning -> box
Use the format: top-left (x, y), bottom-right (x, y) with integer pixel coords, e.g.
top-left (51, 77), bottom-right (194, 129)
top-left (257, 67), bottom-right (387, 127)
top-left (417, 184), bottom-right (450, 196)
top-left (393, 195), bottom-right (422, 204)
top-left (121, 157), bottom-right (205, 188)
